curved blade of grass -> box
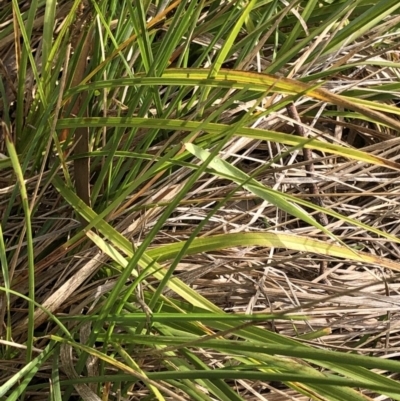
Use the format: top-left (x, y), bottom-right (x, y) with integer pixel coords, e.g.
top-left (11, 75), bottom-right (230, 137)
top-left (186, 143), bottom-right (334, 239)
top-left (64, 70), bottom-right (400, 124)
top-left (186, 143), bottom-right (400, 246)
top-left (56, 116), bottom-right (400, 170)
top-left (147, 232), bottom-right (400, 273)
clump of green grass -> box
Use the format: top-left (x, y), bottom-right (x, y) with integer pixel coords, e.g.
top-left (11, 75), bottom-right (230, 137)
top-left (2, 0), bottom-right (400, 400)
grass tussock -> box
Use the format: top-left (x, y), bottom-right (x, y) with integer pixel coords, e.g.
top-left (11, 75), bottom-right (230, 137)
top-left (1, 0), bottom-right (400, 400)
